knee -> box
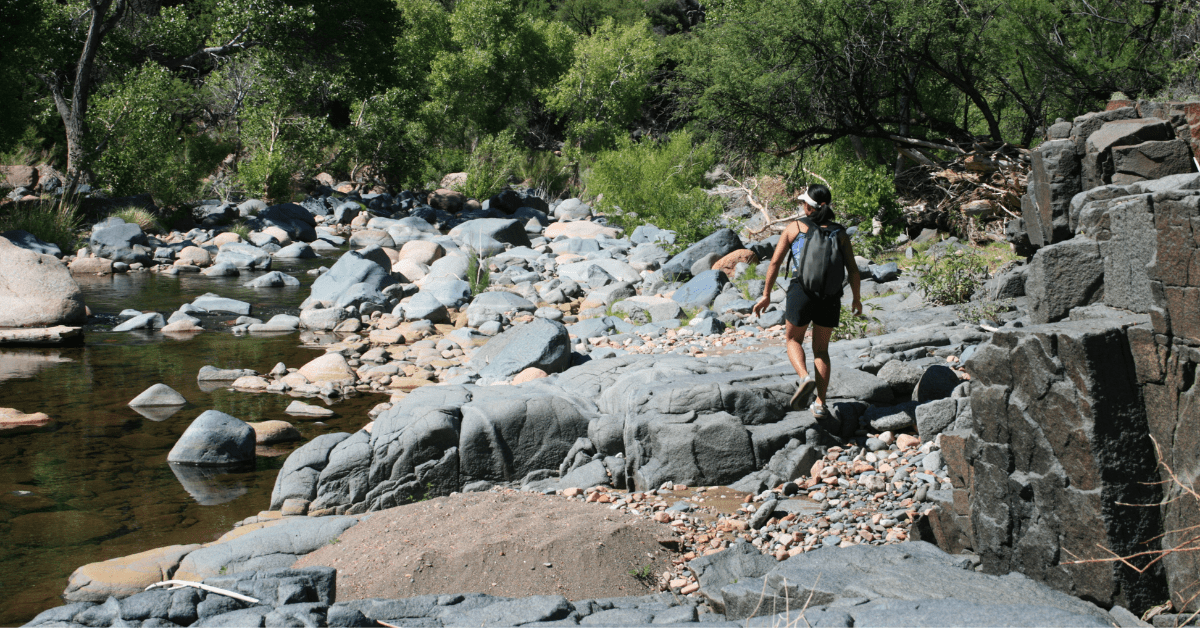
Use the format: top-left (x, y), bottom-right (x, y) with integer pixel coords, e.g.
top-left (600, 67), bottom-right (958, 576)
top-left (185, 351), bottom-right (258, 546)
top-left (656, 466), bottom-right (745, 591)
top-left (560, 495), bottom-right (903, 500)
top-left (814, 349), bottom-right (830, 361)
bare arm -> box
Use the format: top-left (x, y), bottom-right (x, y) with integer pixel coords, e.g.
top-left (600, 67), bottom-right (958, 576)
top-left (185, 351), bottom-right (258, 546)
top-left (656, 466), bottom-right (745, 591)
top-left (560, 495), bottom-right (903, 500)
top-left (840, 232), bottom-right (862, 315)
top-left (753, 222), bottom-right (800, 316)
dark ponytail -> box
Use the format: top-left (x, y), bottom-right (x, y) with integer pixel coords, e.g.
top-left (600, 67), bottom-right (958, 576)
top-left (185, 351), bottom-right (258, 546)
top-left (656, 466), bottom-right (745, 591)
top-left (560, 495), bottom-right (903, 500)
top-left (805, 184), bottom-right (835, 222)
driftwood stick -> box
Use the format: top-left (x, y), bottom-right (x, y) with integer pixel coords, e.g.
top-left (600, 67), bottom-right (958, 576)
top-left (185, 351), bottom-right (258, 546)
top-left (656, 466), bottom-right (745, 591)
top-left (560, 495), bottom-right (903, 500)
top-left (145, 580), bottom-right (260, 604)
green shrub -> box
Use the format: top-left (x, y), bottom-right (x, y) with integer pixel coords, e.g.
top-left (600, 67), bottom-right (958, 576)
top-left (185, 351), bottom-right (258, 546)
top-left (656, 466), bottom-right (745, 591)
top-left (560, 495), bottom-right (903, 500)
top-left (229, 221), bottom-right (251, 241)
top-left (806, 145), bottom-right (902, 256)
top-left (587, 131), bottom-right (723, 246)
top-left (520, 150), bottom-right (575, 199)
top-left (832, 305), bottom-right (883, 341)
top-left (0, 197), bottom-right (84, 252)
top-left (111, 206), bottom-right (163, 234)
top-left (956, 299), bottom-right (1013, 325)
top-left (916, 250), bottom-right (989, 305)
top-left (456, 132), bottom-right (524, 201)
top-left (466, 251), bottom-right (491, 296)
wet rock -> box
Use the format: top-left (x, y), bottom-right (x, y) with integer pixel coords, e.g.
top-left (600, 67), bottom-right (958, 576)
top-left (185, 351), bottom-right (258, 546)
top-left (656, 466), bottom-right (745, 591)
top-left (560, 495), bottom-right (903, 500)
top-left (167, 410), bottom-right (256, 465)
top-left (113, 312), bottom-right (166, 331)
top-left (193, 294), bottom-right (253, 316)
top-left (243, 271), bottom-right (300, 288)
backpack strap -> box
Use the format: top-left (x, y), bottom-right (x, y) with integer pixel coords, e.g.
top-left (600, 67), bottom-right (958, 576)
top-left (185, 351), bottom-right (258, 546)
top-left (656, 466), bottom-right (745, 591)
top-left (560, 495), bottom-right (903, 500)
top-left (783, 219), bottom-right (803, 279)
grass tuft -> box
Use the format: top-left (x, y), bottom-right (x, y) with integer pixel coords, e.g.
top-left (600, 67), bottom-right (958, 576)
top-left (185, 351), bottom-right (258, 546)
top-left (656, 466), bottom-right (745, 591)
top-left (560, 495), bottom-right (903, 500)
top-left (0, 196), bottom-right (85, 252)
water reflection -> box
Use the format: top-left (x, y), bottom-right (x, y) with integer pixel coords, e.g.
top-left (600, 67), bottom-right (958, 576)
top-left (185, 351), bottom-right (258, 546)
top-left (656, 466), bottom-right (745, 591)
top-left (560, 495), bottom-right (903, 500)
top-left (169, 463), bottom-right (253, 506)
top-left (0, 350), bottom-right (73, 382)
top-left (129, 405), bottom-right (184, 422)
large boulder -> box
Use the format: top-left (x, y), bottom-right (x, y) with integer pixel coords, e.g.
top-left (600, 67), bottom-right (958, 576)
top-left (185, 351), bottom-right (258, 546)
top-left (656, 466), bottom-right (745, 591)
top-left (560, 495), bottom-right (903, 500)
top-left (0, 235), bottom-right (87, 327)
top-left (255, 203), bottom-right (317, 242)
top-left (660, 229), bottom-right (744, 280)
top-left (306, 247), bottom-right (395, 307)
top-left (1025, 236), bottom-right (1104, 324)
top-left (214, 242), bottom-right (272, 270)
top-left (671, 270), bottom-right (729, 309)
top-left (465, 291), bottom-right (536, 327)
top-left (89, 218), bottom-right (151, 264)
top-left (449, 218), bottom-right (532, 256)
top-left (167, 410), bottom-right (256, 465)
top-left (469, 318), bottom-right (571, 380)
top-left (963, 317), bottom-right (1167, 611)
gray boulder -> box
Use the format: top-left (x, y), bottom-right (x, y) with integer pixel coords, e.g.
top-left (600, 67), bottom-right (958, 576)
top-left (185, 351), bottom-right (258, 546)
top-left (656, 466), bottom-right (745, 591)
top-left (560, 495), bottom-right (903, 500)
top-left (470, 318), bottom-right (572, 380)
top-left (913, 364), bottom-right (961, 402)
top-left (671, 270), bottom-right (729, 309)
top-left (1026, 236), bottom-right (1104, 324)
top-left (192, 294), bottom-right (252, 316)
top-left (89, 218), bottom-right (151, 264)
top-left (458, 388), bottom-right (591, 483)
top-left (401, 292), bottom-right (451, 324)
top-left (243, 271), bottom-right (300, 288)
top-left (450, 218), bottom-right (532, 256)
top-left (274, 242), bottom-right (316, 259)
top-left (465, 290), bottom-right (536, 327)
top-left (167, 410), bottom-right (256, 465)
top-left (865, 401), bottom-right (919, 431)
top-left (1028, 139), bottom-right (1081, 246)
top-left (419, 277), bottom-right (472, 309)
top-left (113, 312), bottom-right (166, 331)
top-left (255, 203), bottom-right (317, 242)
top-left (660, 229), bottom-right (744, 280)
top-left (307, 247), bottom-right (395, 306)
top-left (129, 383), bottom-right (187, 407)
top-left (299, 306), bottom-right (347, 331)
top-left (214, 242), bottom-right (272, 270)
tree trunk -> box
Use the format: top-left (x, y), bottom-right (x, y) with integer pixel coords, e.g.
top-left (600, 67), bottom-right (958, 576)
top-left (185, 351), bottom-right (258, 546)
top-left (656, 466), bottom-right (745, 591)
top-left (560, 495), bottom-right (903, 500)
top-left (52, 0), bottom-right (128, 188)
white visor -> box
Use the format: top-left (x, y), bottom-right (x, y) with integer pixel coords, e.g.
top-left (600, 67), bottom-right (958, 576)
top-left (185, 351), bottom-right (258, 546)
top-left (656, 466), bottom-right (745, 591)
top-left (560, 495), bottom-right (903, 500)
top-left (797, 191), bottom-right (817, 206)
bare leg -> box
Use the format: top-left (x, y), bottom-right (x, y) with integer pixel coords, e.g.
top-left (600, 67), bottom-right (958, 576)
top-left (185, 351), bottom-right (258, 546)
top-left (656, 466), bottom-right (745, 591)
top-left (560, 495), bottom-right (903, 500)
top-left (811, 324), bottom-right (834, 405)
top-left (785, 321), bottom-right (810, 380)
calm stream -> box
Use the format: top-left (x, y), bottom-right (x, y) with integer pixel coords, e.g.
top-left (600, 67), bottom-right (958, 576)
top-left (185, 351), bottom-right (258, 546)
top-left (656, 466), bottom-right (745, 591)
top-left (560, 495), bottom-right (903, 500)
top-left (0, 255), bottom-right (380, 625)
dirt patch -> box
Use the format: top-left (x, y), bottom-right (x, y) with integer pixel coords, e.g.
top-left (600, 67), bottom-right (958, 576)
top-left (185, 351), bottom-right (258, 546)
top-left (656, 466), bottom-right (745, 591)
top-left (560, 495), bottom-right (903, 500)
top-left (293, 491), bottom-right (682, 601)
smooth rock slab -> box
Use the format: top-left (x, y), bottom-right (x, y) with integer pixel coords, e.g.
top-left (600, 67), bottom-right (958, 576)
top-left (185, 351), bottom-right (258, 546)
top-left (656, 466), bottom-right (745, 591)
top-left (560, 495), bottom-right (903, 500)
top-left (285, 401), bottom-right (335, 417)
top-left (173, 516), bottom-right (359, 581)
top-left (167, 410), bottom-right (256, 465)
top-left (192, 295), bottom-right (253, 316)
top-left (63, 544), bottom-right (201, 603)
top-left (113, 312), bottom-right (166, 332)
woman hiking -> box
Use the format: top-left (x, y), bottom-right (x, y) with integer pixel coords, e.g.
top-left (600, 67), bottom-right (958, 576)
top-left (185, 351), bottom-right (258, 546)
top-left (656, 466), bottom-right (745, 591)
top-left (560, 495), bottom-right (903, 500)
top-left (752, 184), bottom-right (862, 418)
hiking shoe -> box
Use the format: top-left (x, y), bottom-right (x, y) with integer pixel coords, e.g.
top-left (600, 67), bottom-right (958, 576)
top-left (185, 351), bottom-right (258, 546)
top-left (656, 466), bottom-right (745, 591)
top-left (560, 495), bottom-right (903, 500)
top-left (790, 376), bottom-right (817, 411)
top-left (811, 402), bottom-right (831, 418)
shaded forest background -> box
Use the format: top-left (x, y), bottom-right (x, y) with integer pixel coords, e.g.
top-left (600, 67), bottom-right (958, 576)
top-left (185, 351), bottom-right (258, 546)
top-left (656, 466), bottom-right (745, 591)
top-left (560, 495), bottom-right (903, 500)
top-left (0, 0), bottom-right (1198, 240)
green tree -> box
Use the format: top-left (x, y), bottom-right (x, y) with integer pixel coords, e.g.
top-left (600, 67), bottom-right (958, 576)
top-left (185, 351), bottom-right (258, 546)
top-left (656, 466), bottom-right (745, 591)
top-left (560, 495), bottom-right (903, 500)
top-left (427, 0), bottom-right (574, 138)
top-left (544, 18), bottom-right (662, 150)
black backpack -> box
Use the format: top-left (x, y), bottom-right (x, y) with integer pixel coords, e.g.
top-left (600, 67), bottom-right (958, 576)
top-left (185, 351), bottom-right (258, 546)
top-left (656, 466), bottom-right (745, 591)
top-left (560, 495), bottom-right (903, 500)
top-left (785, 218), bottom-right (845, 297)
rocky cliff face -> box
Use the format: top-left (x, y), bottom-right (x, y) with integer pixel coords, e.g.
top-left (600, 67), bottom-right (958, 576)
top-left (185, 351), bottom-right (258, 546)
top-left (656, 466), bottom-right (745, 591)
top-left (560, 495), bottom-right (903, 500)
top-left (936, 100), bottom-right (1200, 614)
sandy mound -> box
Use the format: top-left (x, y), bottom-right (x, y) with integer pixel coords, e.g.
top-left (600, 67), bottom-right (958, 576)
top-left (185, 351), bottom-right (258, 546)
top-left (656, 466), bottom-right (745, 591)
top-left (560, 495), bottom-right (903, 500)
top-left (294, 491), bottom-right (683, 601)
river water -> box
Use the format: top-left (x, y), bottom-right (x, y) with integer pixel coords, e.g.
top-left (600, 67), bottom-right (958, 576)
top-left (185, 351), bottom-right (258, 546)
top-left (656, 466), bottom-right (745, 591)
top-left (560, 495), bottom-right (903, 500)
top-left (0, 255), bottom-right (380, 625)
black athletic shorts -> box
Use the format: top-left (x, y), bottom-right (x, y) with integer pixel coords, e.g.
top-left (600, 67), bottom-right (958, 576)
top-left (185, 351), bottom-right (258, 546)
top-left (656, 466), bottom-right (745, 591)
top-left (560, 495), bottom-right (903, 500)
top-left (785, 282), bottom-right (842, 328)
